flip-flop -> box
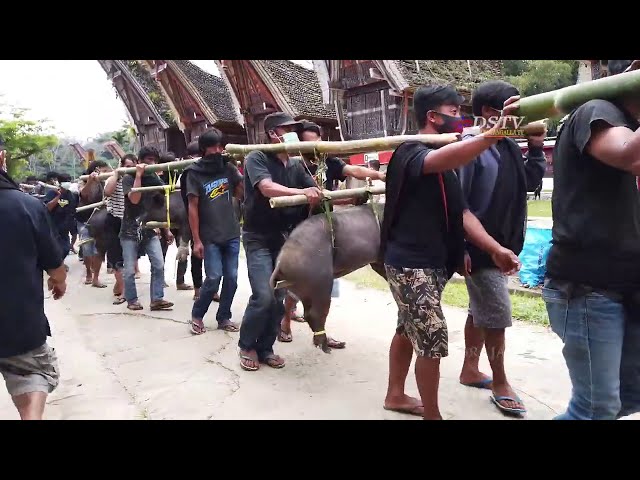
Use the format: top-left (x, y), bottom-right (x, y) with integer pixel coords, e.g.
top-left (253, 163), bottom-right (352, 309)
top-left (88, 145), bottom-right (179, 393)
top-left (92, 284), bottom-right (108, 289)
top-left (177, 284), bottom-right (194, 291)
top-left (150, 300), bottom-right (174, 311)
top-left (490, 395), bottom-right (527, 416)
top-left (84, 279), bottom-right (93, 285)
top-left (278, 330), bottom-right (292, 342)
top-left (217, 321), bottom-right (239, 332)
top-left (261, 354), bottom-right (285, 369)
top-left (291, 313), bottom-right (306, 323)
top-left (327, 337), bottom-right (346, 349)
top-left (113, 297), bottom-right (126, 305)
top-left (461, 378), bottom-right (493, 390)
top-left (127, 303), bottom-right (143, 311)
top-left (383, 404), bottom-right (424, 417)
top-left (190, 320), bottom-right (206, 335)
top-left (239, 351), bottom-right (259, 371)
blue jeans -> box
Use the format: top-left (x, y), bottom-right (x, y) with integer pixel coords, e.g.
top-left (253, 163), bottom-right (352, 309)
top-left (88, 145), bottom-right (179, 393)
top-left (192, 238), bottom-right (240, 324)
top-left (121, 236), bottom-right (165, 303)
top-left (56, 231), bottom-right (70, 261)
top-left (543, 278), bottom-right (640, 420)
top-left (238, 232), bottom-right (286, 361)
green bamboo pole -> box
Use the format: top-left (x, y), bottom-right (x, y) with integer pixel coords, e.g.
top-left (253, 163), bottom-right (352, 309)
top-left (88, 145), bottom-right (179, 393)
top-left (130, 186), bottom-right (181, 193)
top-left (78, 159), bottom-right (197, 181)
top-left (225, 133), bottom-right (460, 157)
top-left (270, 185), bottom-right (385, 208)
top-left (76, 199), bottom-right (106, 212)
top-left (514, 69), bottom-right (640, 123)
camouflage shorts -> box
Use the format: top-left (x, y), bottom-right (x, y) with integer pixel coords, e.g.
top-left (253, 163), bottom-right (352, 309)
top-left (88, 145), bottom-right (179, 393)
top-left (384, 265), bottom-right (448, 358)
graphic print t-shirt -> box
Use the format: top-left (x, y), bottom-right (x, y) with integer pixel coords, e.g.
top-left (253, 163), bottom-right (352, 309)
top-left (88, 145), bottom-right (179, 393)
top-left (186, 165), bottom-right (243, 245)
top-left (43, 189), bottom-right (77, 237)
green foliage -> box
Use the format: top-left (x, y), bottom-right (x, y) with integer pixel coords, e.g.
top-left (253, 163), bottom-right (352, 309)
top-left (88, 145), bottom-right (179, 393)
top-left (0, 105), bottom-right (58, 179)
top-left (507, 60), bottom-right (579, 97)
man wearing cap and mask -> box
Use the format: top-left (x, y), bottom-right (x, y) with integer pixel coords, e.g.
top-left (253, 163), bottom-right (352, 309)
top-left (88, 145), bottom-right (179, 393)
top-left (43, 172), bottom-right (78, 264)
top-left (456, 80), bottom-right (546, 417)
top-left (184, 128), bottom-right (244, 335)
top-left (380, 84), bottom-right (520, 419)
top-left (542, 59), bottom-right (640, 420)
top-left (238, 112), bottom-right (323, 371)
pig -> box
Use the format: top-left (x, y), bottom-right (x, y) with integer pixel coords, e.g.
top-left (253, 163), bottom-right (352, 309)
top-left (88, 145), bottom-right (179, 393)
top-left (269, 202), bottom-right (387, 353)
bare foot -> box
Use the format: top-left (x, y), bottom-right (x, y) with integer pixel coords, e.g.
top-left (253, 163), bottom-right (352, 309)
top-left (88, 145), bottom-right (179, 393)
top-left (383, 394), bottom-right (424, 416)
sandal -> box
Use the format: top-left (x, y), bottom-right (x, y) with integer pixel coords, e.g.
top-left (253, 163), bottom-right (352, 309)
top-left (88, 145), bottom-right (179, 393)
top-left (327, 337), bottom-right (346, 349)
top-left (127, 302), bottom-right (143, 311)
top-left (291, 311), bottom-right (306, 323)
top-left (150, 300), bottom-right (174, 311)
top-left (177, 284), bottom-right (194, 291)
top-left (278, 330), bottom-right (292, 343)
top-left (113, 297), bottom-right (126, 305)
top-left (217, 321), bottom-right (239, 332)
top-left (261, 354), bottom-right (285, 369)
top-left (92, 283), bottom-right (108, 289)
top-left (190, 319), bottom-right (206, 335)
top-left (239, 350), bottom-right (259, 371)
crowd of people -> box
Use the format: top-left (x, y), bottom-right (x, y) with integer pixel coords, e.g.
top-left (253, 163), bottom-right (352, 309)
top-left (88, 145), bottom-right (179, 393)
top-left (1, 60), bottom-right (639, 421)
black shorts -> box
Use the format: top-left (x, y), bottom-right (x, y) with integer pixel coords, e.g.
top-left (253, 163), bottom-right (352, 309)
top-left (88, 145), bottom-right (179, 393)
top-left (105, 213), bottom-right (124, 270)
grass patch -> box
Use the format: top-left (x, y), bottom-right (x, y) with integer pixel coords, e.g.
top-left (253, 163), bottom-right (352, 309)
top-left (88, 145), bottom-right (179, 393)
top-left (344, 266), bottom-right (549, 326)
top-left (527, 199), bottom-right (551, 218)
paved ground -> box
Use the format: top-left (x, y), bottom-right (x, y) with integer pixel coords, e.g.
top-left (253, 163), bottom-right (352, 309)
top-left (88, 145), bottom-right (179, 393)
top-left (0, 244), bottom-right (618, 420)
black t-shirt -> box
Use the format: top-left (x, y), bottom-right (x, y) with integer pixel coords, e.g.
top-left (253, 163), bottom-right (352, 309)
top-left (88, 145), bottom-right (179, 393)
top-left (305, 156), bottom-right (347, 190)
top-left (43, 189), bottom-right (78, 237)
top-left (384, 143), bottom-right (462, 269)
top-left (186, 165), bottom-right (243, 244)
top-left (0, 189), bottom-right (64, 357)
top-left (547, 99), bottom-right (640, 292)
top-left (243, 151), bottom-right (316, 237)
top-left (120, 173), bottom-right (164, 240)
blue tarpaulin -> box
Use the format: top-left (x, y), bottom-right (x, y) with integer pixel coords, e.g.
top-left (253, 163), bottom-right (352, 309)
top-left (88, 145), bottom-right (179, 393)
top-left (518, 227), bottom-right (553, 288)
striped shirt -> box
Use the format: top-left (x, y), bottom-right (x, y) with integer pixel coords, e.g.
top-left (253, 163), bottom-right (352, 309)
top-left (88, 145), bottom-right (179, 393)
top-left (106, 178), bottom-right (125, 218)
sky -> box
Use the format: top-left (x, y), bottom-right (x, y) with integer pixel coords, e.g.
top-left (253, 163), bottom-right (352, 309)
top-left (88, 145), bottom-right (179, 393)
top-left (0, 60), bottom-right (313, 141)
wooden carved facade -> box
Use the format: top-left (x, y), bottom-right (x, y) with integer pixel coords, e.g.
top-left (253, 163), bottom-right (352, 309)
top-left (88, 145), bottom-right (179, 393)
top-left (215, 60), bottom-right (339, 144)
top-left (313, 60), bottom-right (503, 141)
top-left (143, 60), bottom-right (246, 152)
top-left (98, 60), bottom-right (184, 155)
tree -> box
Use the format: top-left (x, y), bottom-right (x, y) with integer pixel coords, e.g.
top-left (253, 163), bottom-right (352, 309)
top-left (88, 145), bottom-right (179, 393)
top-left (0, 105), bottom-right (58, 179)
top-left (508, 60), bottom-right (578, 97)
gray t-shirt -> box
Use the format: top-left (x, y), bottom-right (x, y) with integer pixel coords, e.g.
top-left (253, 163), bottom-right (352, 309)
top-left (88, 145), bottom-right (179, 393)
top-left (186, 164), bottom-right (243, 245)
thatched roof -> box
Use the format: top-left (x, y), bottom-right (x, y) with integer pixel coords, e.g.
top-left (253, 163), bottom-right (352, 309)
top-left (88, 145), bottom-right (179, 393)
top-left (168, 60), bottom-right (239, 124)
top-left (387, 60), bottom-right (503, 92)
top-left (122, 60), bottom-right (175, 124)
top-left (253, 60), bottom-right (335, 120)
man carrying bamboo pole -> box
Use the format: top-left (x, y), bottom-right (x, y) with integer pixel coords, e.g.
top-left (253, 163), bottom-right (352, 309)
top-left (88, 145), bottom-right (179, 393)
top-left (278, 120), bottom-right (385, 347)
top-left (380, 85), bottom-right (520, 419)
top-left (77, 160), bottom-right (112, 288)
top-left (542, 59), bottom-right (640, 420)
top-left (43, 172), bottom-right (77, 267)
top-left (120, 146), bottom-right (174, 311)
top-left (457, 80), bottom-right (546, 417)
top-left (186, 129), bottom-right (244, 335)
top-left (238, 112), bottom-right (323, 371)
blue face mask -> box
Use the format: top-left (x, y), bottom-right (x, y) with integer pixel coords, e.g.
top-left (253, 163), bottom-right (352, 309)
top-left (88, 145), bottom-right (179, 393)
top-left (281, 131), bottom-right (300, 143)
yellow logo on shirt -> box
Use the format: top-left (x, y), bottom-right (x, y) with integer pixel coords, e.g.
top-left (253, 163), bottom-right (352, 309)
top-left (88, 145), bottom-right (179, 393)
top-left (58, 199), bottom-right (69, 207)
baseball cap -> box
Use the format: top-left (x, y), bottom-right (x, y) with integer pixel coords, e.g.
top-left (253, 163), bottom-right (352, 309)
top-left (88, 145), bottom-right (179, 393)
top-left (263, 112), bottom-right (303, 134)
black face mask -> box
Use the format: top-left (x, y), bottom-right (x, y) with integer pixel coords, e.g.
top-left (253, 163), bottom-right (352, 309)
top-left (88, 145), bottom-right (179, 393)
top-left (434, 112), bottom-right (463, 134)
top-left (200, 153), bottom-right (226, 174)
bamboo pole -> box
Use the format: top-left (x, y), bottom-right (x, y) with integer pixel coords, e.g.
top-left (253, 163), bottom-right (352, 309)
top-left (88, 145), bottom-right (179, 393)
top-left (76, 199), bottom-right (106, 212)
top-left (270, 185), bottom-right (385, 208)
top-left (130, 186), bottom-right (181, 193)
top-left (225, 133), bottom-right (460, 157)
top-left (144, 221), bottom-right (169, 229)
top-left (37, 181), bottom-right (60, 192)
top-left (78, 159), bottom-right (196, 181)
top-left (514, 69), bottom-right (640, 123)
top-left (20, 183), bottom-right (36, 190)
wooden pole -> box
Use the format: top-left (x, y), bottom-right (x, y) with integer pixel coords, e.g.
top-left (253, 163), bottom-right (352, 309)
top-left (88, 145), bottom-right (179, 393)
top-left (225, 133), bottom-right (460, 157)
top-left (270, 185), bottom-right (385, 208)
top-left (76, 199), bottom-right (106, 212)
top-left (130, 186), bottom-right (181, 193)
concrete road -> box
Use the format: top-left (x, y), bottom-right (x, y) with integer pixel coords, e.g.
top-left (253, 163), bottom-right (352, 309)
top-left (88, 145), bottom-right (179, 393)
top-left (0, 244), bottom-right (627, 420)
